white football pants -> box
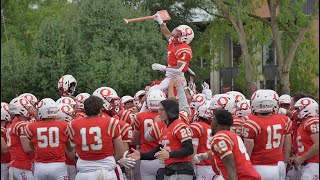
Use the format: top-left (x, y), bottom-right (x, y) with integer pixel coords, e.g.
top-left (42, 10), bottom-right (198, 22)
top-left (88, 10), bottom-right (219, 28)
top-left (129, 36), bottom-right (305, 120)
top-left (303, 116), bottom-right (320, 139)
top-left (67, 164), bottom-right (77, 180)
top-left (195, 165), bottom-right (215, 180)
top-left (254, 165), bottom-right (280, 180)
top-left (75, 169), bottom-right (116, 180)
top-left (299, 163), bottom-right (319, 180)
top-left (34, 162), bottom-right (68, 180)
top-left (140, 159), bottom-right (164, 180)
top-left (278, 161), bottom-right (286, 180)
top-left (8, 167), bottom-right (35, 180)
top-left (1, 163), bottom-right (9, 180)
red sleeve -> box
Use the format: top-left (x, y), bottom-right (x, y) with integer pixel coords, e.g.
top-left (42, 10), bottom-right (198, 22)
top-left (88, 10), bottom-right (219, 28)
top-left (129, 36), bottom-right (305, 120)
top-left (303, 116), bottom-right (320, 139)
top-left (148, 121), bottom-right (164, 140)
top-left (1, 127), bottom-right (6, 138)
top-left (172, 122), bottom-right (192, 142)
top-left (24, 123), bottom-right (34, 139)
top-left (242, 116), bottom-right (261, 139)
top-left (284, 117), bottom-right (292, 135)
top-left (212, 133), bottom-right (234, 159)
top-left (13, 122), bottom-right (28, 137)
top-left (108, 118), bottom-right (121, 139)
top-left (304, 117), bottom-right (319, 135)
top-left (133, 114), bottom-right (140, 131)
top-left (118, 110), bottom-right (133, 125)
top-left (119, 121), bottom-right (133, 143)
top-left (189, 123), bottom-right (202, 139)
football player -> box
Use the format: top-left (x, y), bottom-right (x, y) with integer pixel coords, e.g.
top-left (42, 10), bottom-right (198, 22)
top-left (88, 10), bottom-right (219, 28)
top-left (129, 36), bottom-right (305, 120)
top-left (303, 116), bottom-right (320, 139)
top-left (132, 89), bottom-right (166, 180)
top-left (129, 99), bottom-right (194, 180)
top-left (211, 110), bottom-right (261, 180)
top-left (189, 101), bottom-right (216, 180)
top-left (7, 97), bottom-right (35, 180)
top-left (1, 102), bottom-right (12, 180)
top-left (74, 93), bottom-right (90, 119)
top-left (68, 95), bottom-right (135, 179)
top-left (25, 98), bottom-right (70, 180)
top-left (120, 95), bottom-right (135, 110)
top-left (290, 98), bottom-right (319, 179)
top-left (242, 89), bottom-right (290, 179)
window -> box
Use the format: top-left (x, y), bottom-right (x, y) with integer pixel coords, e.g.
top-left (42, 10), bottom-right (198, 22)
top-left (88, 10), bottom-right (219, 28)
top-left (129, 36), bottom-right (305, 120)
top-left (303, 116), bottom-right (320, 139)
top-left (263, 40), bottom-right (276, 66)
top-left (232, 41), bottom-right (242, 67)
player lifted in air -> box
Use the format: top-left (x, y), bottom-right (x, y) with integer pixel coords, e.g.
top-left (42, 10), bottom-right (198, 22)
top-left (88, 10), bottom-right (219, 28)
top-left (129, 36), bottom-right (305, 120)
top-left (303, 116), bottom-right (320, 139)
top-left (148, 13), bottom-right (195, 94)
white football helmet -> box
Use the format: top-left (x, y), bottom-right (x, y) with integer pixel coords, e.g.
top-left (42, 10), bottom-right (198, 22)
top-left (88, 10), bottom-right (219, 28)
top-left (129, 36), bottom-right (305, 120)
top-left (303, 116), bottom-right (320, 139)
top-left (92, 87), bottom-right (119, 111)
top-left (58, 75), bottom-right (77, 96)
top-left (146, 89), bottom-right (166, 111)
top-left (120, 95), bottom-right (134, 107)
top-left (172, 25), bottom-right (194, 44)
top-left (251, 89), bottom-right (274, 114)
top-left (279, 94), bottom-right (291, 105)
top-left (190, 93), bottom-right (206, 110)
top-left (9, 97), bottom-right (35, 119)
top-left (56, 97), bottom-right (77, 109)
top-left (235, 100), bottom-right (251, 117)
top-left (37, 98), bottom-right (58, 119)
top-left (210, 94), bottom-right (236, 114)
top-left (294, 98), bottom-right (319, 119)
top-left (197, 100), bottom-right (212, 120)
top-left (19, 93), bottom-right (38, 107)
top-left (134, 90), bottom-right (146, 109)
top-left (266, 89), bottom-right (280, 113)
top-left (226, 91), bottom-right (246, 103)
top-left (1, 102), bottom-right (12, 122)
top-left (75, 93), bottom-right (90, 110)
top-left (56, 103), bottom-right (74, 122)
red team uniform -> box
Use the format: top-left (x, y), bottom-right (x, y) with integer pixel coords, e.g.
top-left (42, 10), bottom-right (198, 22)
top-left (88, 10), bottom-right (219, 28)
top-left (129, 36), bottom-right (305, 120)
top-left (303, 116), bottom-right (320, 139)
top-left (25, 120), bottom-right (70, 179)
top-left (1, 126), bottom-right (11, 179)
top-left (230, 116), bottom-right (245, 137)
top-left (7, 118), bottom-right (33, 171)
top-left (167, 41), bottom-right (192, 73)
top-left (211, 130), bottom-right (261, 180)
top-left (296, 116), bottom-right (319, 163)
top-left (159, 119), bottom-right (192, 166)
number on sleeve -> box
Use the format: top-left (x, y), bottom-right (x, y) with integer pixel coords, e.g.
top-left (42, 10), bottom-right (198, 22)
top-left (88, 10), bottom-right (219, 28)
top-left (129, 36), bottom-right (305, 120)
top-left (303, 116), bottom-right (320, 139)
top-left (310, 124), bottom-right (319, 133)
top-left (297, 135), bottom-right (304, 153)
top-left (213, 140), bottom-right (228, 153)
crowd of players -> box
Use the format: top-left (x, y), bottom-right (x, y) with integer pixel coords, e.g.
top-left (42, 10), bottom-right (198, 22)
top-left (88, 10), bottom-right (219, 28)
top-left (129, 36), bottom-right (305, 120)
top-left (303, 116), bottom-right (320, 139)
top-left (1, 74), bottom-right (319, 180)
top-left (1, 12), bottom-right (319, 180)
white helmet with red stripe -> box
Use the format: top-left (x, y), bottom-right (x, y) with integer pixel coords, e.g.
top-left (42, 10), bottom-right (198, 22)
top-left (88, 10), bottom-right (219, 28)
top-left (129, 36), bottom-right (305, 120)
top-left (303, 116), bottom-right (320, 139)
top-left (266, 89), bottom-right (280, 113)
top-left (134, 90), bottom-right (146, 110)
top-left (58, 75), bottom-right (77, 96)
top-left (235, 100), bottom-right (251, 117)
top-left (147, 89), bottom-right (166, 111)
top-left (37, 98), bottom-right (58, 119)
top-left (279, 94), bottom-right (291, 105)
top-left (251, 89), bottom-right (274, 114)
top-left (75, 93), bottom-right (90, 110)
top-left (56, 103), bottom-right (74, 122)
top-left (19, 93), bottom-right (38, 107)
top-left (9, 97), bottom-right (35, 119)
top-left (1, 102), bottom-right (12, 122)
top-left (294, 98), bottom-right (319, 119)
top-left (226, 91), bottom-right (246, 103)
top-left (56, 97), bottom-right (77, 109)
top-left (172, 25), bottom-right (194, 44)
top-left (197, 100), bottom-right (212, 120)
top-left (190, 93), bottom-right (206, 110)
top-left (210, 94), bottom-right (236, 114)
top-left (92, 87), bottom-right (119, 111)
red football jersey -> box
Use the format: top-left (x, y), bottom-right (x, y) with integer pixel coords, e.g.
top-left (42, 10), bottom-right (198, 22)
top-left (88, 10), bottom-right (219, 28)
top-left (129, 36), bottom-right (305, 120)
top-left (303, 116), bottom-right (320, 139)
top-left (296, 116), bottom-right (319, 163)
top-left (189, 121), bottom-right (213, 165)
top-left (25, 120), bottom-right (69, 163)
top-left (69, 117), bottom-right (120, 160)
top-left (179, 110), bottom-right (190, 125)
top-left (212, 130), bottom-right (261, 180)
top-left (7, 118), bottom-right (33, 170)
top-left (242, 114), bottom-right (287, 165)
top-left (148, 121), bottom-right (166, 140)
top-left (230, 116), bottom-right (244, 137)
top-left (159, 119), bottom-right (192, 166)
top-left (1, 126), bottom-right (11, 163)
top-left (118, 120), bottom-right (133, 143)
top-left (277, 114), bottom-right (292, 161)
top-left (167, 41), bottom-right (192, 72)
top-left (74, 111), bottom-right (87, 119)
top-left (133, 112), bottom-right (160, 152)
top-left (118, 110), bottom-right (133, 125)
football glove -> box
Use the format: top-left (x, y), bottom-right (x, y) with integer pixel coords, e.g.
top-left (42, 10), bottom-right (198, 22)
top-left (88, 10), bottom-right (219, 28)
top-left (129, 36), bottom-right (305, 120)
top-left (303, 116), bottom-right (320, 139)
top-left (194, 152), bottom-right (208, 163)
top-left (151, 63), bottom-right (166, 72)
top-left (154, 13), bottom-right (163, 25)
top-left (117, 151), bottom-right (136, 169)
